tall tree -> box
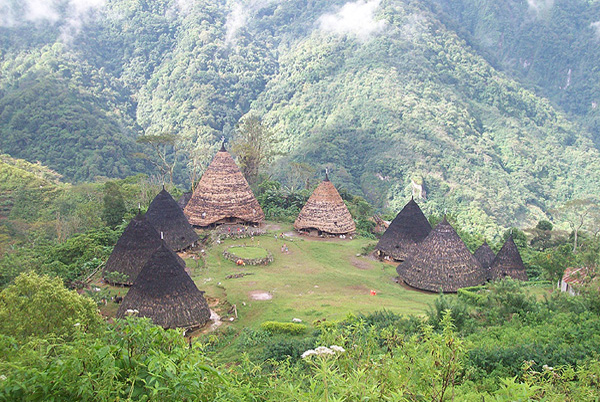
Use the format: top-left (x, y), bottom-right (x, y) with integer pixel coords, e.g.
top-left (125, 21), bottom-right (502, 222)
top-left (231, 116), bottom-right (279, 186)
top-left (553, 199), bottom-right (600, 253)
top-left (135, 134), bottom-right (181, 185)
top-left (102, 181), bottom-right (126, 229)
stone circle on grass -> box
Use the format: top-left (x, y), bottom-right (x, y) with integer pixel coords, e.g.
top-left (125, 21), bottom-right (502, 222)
top-left (223, 245), bottom-right (274, 266)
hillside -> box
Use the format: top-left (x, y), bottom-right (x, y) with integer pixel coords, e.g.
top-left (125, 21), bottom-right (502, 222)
top-left (1, 0), bottom-right (600, 235)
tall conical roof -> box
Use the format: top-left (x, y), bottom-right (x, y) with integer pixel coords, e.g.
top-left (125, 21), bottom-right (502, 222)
top-left (294, 177), bottom-right (356, 234)
top-left (177, 191), bottom-right (192, 210)
top-left (474, 241), bottom-right (496, 280)
top-left (146, 188), bottom-right (198, 251)
top-left (489, 236), bottom-right (528, 281)
top-left (103, 214), bottom-right (184, 285)
top-left (184, 146), bottom-right (264, 226)
top-left (375, 198), bottom-right (431, 261)
top-left (116, 242), bottom-right (211, 330)
top-left (397, 217), bottom-right (486, 292)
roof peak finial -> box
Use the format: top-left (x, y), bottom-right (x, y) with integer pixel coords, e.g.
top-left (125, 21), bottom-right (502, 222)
top-left (220, 136), bottom-right (226, 152)
top-left (138, 203), bottom-right (141, 215)
top-left (324, 168), bottom-right (329, 182)
top-left (160, 231), bottom-right (164, 240)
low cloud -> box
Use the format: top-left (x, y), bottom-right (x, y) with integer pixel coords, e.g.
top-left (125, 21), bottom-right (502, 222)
top-left (318, 0), bottom-right (386, 41)
top-left (224, 0), bottom-right (274, 45)
top-left (592, 21), bottom-right (600, 39)
top-left (0, 0), bottom-right (105, 41)
top-left (526, 0), bottom-right (554, 16)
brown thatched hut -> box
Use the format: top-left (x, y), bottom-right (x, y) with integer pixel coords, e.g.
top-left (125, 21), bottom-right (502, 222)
top-left (294, 174), bottom-right (356, 236)
top-left (146, 187), bottom-right (198, 251)
top-left (103, 213), bottom-right (184, 285)
top-left (396, 217), bottom-right (486, 292)
top-left (489, 236), bottom-right (528, 281)
top-left (474, 241), bottom-right (496, 280)
top-left (116, 242), bottom-right (211, 330)
top-left (184, 143), bottom-right (264, 227)
top-left (375, 198), bottom-right (431, 261)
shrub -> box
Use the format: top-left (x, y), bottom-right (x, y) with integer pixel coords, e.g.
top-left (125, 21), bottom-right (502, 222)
top-left (260, 321), bottom-right (307, 335)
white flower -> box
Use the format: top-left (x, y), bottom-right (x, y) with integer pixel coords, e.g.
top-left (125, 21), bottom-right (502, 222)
top-left (542, 364), bottom-right (554, 371)
top-left (0, 375), bottom-right (6, 381)
top-left (74, 322), bottom-right (81, 327)
top-left (330, 345), bottom-right (345, 353)
top-left (314, 346), bottom-right (335, 355)
top-left (301, 349), bottom-right (317, 359)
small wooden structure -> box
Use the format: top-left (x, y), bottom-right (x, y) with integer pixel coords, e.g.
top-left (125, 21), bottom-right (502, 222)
top-left (184, 143), bottom-right (264, 228)
top-left (103, 214), bottom-right (184, 286)
top-left (294, 174), bottom-right (355, 236)
top-left (145, 187), bottom-right (198, 251)
top-left (474, 241), bottom-right (496, 280)
top-left (396, 217), bottom-right (486, 292)
top-left (375, 198), bottom-right (431, 261)
top-left (559, 266), bottom-right (593, 296)
top-left (489, 236), bottom-right (528, 281)
top-left (116, 242), bottom-right (211, 331)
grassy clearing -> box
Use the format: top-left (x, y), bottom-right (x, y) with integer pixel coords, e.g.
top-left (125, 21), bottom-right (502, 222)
top-left (227, 246), bottom-right (270, 259)
top-left (191, 223), bottom-right (439, 329)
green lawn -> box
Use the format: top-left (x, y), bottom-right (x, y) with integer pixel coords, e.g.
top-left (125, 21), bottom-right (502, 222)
top-left (227, 246), bottom-right (270, 259)
top-left (189, 223), bottom-right (439, 328)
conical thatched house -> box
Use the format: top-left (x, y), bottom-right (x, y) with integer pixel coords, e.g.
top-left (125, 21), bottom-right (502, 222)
top-left (397, 217), bottom-right (486, 292)
top-left (177, 191), bottom-right (192, 210)
top-left (116, 242), bottom-right (211, 330)
top-left (146, 187), bottom-right (198, 251)
top-left (489, 236), bottom-right (528, 281)
top-left (375, 198), bottom-right (431, 261)
top-left (103, 214), bottom-right (184, 285)
top-left (184, 143), bottom-right (264, 227)
top-left (294, 174), bottom-right (356, 236)
top-left (474, 241), bottom-right (496, 280)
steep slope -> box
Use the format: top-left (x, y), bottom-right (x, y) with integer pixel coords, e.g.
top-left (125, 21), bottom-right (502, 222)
top-left (425, 0), bottom-right (600, 145)
top-left (1, 0), bottom-right (599, 237)
top-left (249, 0), bottom-right (600, 237)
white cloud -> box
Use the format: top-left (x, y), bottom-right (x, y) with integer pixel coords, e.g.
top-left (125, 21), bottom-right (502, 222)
top-left (526, 0), bottom-right (554, 16)
top-left (224, 0), bottom-right (275, 45)
top-left (318, 0), bottom-right (386, 41)
top-left (592, 21), bottom-right (600, 39)
top-left (0, 0), bottom-right (106, 41)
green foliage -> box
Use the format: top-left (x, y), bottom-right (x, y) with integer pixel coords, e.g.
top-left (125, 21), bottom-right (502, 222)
top-left (536, 220), bottom-right (553, 231)
top-left (260, 321), bottom-right (307, 335)
top-left (0, 272), bottom-right (102, 340)
top-left (102, 181), bottom-right (127, 228)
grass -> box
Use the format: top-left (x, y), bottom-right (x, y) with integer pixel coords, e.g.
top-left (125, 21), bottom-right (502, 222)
top-left (227, 246), bottom-right (270, 259)
top-left (191, 222), bottom-right (440, 329)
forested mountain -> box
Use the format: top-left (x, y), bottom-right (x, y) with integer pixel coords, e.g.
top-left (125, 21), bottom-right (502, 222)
top-left (1, 0), bottom-right (599, 234)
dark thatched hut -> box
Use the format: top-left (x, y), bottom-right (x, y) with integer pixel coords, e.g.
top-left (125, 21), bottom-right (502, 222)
top-left (146, 187), bottom-right (198, 251)
top-left (103, 214), bottom-right (184, 286)
top-left (294, 174), bottom-right (355, 236)
top-left (474, 241), bottom-right (496, 280)
top-left (177, 191), bottom-right (192, 210)
top-left (489, 236), bottom-right (528, 281)
top-left (184, 143), bottom-right (264, 227)
top-left (375, 198), bottom-right (431, 261)
top-left (396, 217), bottom-right (486, 292)
top-left (116, 242), bottom-right (211, 330)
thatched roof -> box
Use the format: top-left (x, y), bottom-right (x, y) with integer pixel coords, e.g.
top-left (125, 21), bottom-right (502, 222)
top-left (474, 241), bottom-right (496, 280)
top-left (396, 217), bottom-right (486, 292)
top-left (375, 198), bottom-right (431, 261)
top-left (184, 145), bottom-right (264, 226)
top-left (116, 242), bottom-right (211, 330)
top-left (103, 214), bottom-right (184, 285)
top-left (489, 236), bottom-right (528, 281)
top-left (146, 187), bottom-right (198, 251)
top-left (294, 175), bottom-right (356, 235)
top-left (177, 191), bottom-right (192, 210)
